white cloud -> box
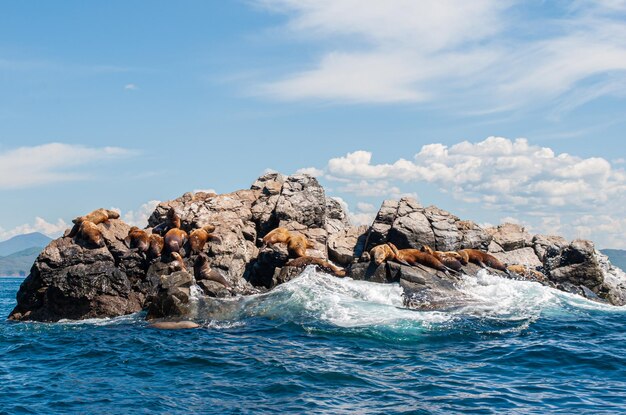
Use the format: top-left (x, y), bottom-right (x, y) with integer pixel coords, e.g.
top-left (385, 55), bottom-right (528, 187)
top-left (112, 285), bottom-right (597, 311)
top-left (326, 137), bottom-right (625, 212)
top-left (0, 143), bottom-right (132, 189)
top-left (330, 196), bottom-right (375, 226)
top-left (256, 1), bottom-right (626, 112)
top-left (122, 200), bottom-right (161, 228)
top-left (295, 167), bottom-right (325, 177)
top-left (310, 136), bottom-right (626, 247)
top-left (0, 217), bottom-right (69, 241)
top-left (124, 83), bottom-right (138, 90)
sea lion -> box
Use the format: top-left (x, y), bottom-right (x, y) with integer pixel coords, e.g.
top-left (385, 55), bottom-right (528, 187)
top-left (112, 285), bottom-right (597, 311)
top-left (394, 248), bottom-right (450, 273)
top-left (369, 243), bottom-right (398, 266)
top-left (262, 227), bottom-right (313, 258)
top-left (153, 207), bottom-right (182, 235)
top-left (421, 245), bottom-right (464, 271)
top-left (149, 321), bottom-right (200, 330)
top-left (126, 226), bottom-right (150, 253)
top-left (148, 234), bottom-right (164, 258)
top-left (76, 221), bottom-right (104, 248)
top-left (189, 226), bottom-right (220, 254)
top-left (457, 249), bottom-right (508, 272)
top-left (507, 264), bottom-right (546, 281)
top-left (169, 252), bottom-right (187, 272)
top-left (193, 253), bottom-right (231, 288)
top-left (262, 227), bottom-right (291, 245)
top-left (68, 208), bottom-right (120, 237)
top-left (285, 256), bottom-right (346, 277)
top-left (164, 228), bottom-right (188, 254)
top-left (286, 232), bottom-right (314, 258)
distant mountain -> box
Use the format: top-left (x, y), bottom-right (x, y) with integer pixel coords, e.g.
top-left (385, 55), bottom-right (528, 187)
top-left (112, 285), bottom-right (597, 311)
top-left (0, 246), bottom-right (44, 276)
top-left (602, 249), bottom-right (626, 272)
top-left (0, 232), bottom-right (52, 257)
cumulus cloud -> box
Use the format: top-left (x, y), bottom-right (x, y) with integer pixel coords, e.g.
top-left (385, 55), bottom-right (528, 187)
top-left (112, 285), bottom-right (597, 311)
top-left (124, 83), bottom-right (138, 90)
top-left (0, 143), bottom-right (133, 189)
top-left (326, 137), bottom-right (625, 212)
top-left (256, 1), bottom-right (626, 112)
top-left (122, 200), bottom-right (161, 228)
top-left (330, 196), bottom-right (375, 226)
top-left (0, 217), bottom-right (69, 241)
top-left (310, 137), bottom-right (626, 247)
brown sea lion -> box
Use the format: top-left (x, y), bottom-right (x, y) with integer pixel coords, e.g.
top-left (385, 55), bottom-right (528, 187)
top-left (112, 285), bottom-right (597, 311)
top-left (169, 252), bottom-right (187, 272)
top-left (394, 248), bottom-right (449, 273)
top-left (457, 249), bottom-right (507, 272)
top-left (68, 208), bottom-right (120, 237)
top-left (285, 256), bottom-right (346, 277)
top-left (149, 321), bottom-right (200, 330)
top-left (189, 226), bottom-right (220, 254)
top-left (152, 207), bottom-right (182, 236)
top-left (262, 227), bottom-right (291, 245)
top-left (369, 243), bottom-right (398, 266)
top-left (76, 221), bottom-right (104, 248)
top-left (193, 253), bottom-right (231, 288)
top-left (421, 245), bottom-right (464, 271)
top-left (148, 234), bottom-right (164, 258)
top-left (287, 232), bottom-right (314, 258)
top-left (164, 228), bottom-right (188, 254)
top-left (507, 264), bottom-right (546, 281)
top-left (72, 208), bottom-right (119, 225)
top-left (262, 227), bottom-right (313, 258)
top-left (126, 226), bottom-right (150, 253)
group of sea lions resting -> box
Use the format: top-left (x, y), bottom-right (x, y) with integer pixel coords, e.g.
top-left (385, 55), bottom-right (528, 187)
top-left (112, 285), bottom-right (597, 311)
top-left (367, 242), bottom-right (514, 276)
top-left (66, 208), bottom-right (120, 247)
top-left (68, 208), bottom-right (543, 287)
top-left (128, 208), bottom-right (231, 288)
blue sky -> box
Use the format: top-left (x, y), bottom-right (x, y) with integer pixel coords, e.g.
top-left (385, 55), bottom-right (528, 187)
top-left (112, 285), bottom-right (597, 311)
top-left (1, 1), bottom-right (625, 248)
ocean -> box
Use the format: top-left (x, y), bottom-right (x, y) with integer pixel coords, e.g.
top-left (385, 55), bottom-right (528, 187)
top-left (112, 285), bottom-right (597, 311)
top-left (1, 269), bottom-right (626, 414)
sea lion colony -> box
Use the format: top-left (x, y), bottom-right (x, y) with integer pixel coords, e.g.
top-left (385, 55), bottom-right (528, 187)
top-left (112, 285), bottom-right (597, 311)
top-left (69, 207), bottom-right (543, 285)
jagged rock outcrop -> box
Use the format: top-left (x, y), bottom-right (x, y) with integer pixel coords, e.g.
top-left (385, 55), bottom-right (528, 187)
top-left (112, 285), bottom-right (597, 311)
top-left (8, 173), bottom-right (626, 322)
top-left (146, 271), bottom-right (195, 320)
top-left (542, 239), bottom-right (626, 304)
top-left (8, 220), bottom-right (146, 322)
top-left (8, 173), bottom-right (363, 321)
top-left (361, 197), bottom-right (491, 253)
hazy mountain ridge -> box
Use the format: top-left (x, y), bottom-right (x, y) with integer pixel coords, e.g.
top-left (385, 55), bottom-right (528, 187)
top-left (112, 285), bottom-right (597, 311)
top-left (0, 233), bottom-right (51, 276)
top-left (0, 233), bottom-right (52, 257)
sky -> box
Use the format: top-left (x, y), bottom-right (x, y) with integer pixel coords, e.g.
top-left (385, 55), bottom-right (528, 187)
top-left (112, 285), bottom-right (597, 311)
top-left (1, 0), bottom-right (625, 248)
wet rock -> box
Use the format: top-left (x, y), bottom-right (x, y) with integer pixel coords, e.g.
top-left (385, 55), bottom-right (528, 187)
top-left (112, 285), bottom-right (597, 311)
top-left (543, 240), bottom-right (615, 303)
top-left (327, 226), bottom-right (368, 266)
top-left (145, 271), bottom-right (194, 320)
top-left (8, 221), bottom-right (144, 322)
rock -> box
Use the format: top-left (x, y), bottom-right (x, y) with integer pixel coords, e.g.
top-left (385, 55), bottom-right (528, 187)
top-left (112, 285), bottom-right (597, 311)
top-left (532, 234), bottom-right (568, 262)
top-left (145, 271), bottom-right (194, 319)
top-left (486, 223), bottom-right (533, 251)
top-left (493, 247), bottom-right (542, 268)
top-left (8, 221), bottom-right (144, 322)
top-left (543, 239), bottom-right (621, 304)
top-left (362, 198), bottom-right (491, 252)
top-left (348, 260), bottom-right (467, 310)
top-left (327, 226), bottom-right (368, 266)
top-left (275, 175), bottom-right (326, 228)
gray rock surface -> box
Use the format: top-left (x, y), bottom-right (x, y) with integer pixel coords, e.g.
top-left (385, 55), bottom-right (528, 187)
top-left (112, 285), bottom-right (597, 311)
top-left (486, 223), bottom-right (533, 251)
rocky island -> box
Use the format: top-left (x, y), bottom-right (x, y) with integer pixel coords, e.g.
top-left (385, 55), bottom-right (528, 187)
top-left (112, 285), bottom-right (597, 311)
top-left (8, 173), bottom-right (626, 323)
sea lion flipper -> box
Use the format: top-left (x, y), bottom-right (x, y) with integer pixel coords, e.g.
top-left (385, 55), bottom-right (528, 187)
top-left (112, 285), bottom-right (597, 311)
top-left (395, 258), bottom-right (412, 267)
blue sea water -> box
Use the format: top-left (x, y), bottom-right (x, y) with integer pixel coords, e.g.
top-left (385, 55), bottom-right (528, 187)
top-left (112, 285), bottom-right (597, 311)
top-left (1, 269), bottom-right (626, 415)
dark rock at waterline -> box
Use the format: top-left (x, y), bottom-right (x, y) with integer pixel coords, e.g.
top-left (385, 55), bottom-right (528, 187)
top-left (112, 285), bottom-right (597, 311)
top-left (145, 271), bottom-right (195, 320)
